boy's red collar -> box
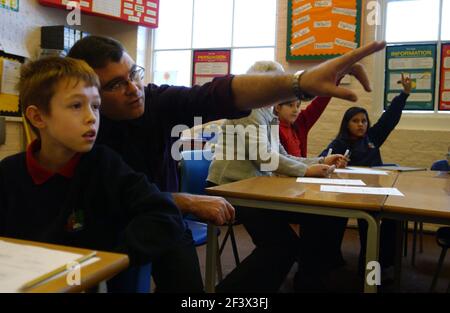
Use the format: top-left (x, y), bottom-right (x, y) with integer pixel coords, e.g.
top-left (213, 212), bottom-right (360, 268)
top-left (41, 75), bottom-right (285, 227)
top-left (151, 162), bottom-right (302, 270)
top-left (26, 140), bottom-right (82, 185)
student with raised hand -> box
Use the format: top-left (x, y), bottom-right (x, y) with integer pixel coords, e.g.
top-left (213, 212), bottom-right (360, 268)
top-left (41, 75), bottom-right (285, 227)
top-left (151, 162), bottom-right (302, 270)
top-left (0, 57), bottom-right (203, 292)
top-left (204, 60), bottom-right (349, 293)
top-left (67, 37), bottom-right (385, 291)
top-left (320, 73), bottom-right (412, 277)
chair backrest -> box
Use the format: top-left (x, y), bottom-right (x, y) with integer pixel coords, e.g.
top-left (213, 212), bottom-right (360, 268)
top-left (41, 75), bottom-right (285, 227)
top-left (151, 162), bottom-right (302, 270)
top-left (179, 150), bottom-right (213, 195)
top-left (431, 160), bottom-right (450, 171)
top-left (106, 264), bottom-right (152, 293)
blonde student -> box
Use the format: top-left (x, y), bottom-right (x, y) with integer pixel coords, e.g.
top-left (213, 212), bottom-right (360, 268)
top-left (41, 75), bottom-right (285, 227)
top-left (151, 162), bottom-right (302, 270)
top-left (206, 61), bottom-right (349, 293)
top-left (0, 57), bottom-right (203, 292)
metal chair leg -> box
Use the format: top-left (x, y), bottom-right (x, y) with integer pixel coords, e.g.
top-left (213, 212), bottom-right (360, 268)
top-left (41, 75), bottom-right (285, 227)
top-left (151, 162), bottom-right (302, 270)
top-left (403, 221), bottom-right (408, 257)
top-left (430, 248), bottom-right (447, 292)
top-left (412, 222), bottom-right (418, 266)
top-left (216, 237), bottom-right (223, 282)
top-left (218, 226), bottom-right (231, 256)
top-left (419, 222), bottom-right (424, 253)
top-left (228, 224), bottom-right (240, 266)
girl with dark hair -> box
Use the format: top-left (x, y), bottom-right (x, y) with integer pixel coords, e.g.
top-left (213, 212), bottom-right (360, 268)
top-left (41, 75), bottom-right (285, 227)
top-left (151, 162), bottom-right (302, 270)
top-left (320, 73), bottom-right (411, 278)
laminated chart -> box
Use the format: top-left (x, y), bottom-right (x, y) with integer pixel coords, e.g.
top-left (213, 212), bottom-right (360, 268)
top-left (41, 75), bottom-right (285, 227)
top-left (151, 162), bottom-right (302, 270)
top-left (384, 44), bottom-right (437, 111)
top-left (287, 0), bottom-right (362, 60)
top-left (439, 43), bottom-right (450, 110)
top-left (39, 0), bottom-right (159, 28)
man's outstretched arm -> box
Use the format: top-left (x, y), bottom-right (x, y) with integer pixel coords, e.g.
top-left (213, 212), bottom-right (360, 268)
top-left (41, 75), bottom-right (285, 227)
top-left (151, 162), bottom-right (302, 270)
top-left (232, 41), bottom-right (386, 110)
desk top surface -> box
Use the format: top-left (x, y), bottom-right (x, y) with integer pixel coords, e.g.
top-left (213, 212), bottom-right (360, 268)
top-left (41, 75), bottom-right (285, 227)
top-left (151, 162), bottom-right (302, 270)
top-left (206, 172), bottom-right (399, 211)
top-left (0, 237), bottom-right (129, 293)
top-left (384, 171), bottom-right (450, 219)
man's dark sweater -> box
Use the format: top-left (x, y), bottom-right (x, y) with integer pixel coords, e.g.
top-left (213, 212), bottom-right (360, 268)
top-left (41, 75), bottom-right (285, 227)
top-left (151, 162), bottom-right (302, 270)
top-left (96, 76), bottom-right (249, 192)
top-left (0, 144), bottom-right (185, 266)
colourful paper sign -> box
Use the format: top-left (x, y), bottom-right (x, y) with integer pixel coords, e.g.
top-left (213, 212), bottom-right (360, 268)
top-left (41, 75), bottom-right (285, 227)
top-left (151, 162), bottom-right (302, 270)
top-left (385, 44), bottom-right (437, 111)
top-left (192, 50), bottom-right (231, 86)
top-left (439, 43), bottom-right (450, 110)
top-left (287, 0), bottom-right (362, 60)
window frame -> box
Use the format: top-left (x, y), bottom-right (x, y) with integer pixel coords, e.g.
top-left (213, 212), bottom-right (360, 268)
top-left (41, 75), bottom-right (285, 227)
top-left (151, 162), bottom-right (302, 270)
top-left (149, 0), bottom-right (277, 86)
top-left (373, 0), bottom-right (450, 132)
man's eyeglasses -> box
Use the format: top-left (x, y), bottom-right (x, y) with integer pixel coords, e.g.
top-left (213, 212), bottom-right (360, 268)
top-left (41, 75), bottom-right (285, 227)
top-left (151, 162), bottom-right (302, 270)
top-left (102, 66), bottom-right (145, 92)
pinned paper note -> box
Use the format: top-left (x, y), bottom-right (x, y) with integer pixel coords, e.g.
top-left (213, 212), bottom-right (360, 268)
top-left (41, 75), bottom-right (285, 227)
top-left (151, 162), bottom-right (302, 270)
top-left (0, 58), bottom-right (20, 95)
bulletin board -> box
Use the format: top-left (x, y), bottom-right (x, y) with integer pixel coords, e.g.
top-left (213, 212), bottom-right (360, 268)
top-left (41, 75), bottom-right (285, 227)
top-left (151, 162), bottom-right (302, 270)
top-left (0, 0), bottom-right (19, 12)
top-left (0, 50), bottom-right (24, 117)
top-left (192, 50), bottom-right (231, 87)
top-left (39, 0), bottom-right (159, 28)
top-left (439, 43), bottom-right (450, 111)
top-left (384, 44), bottom-right (437, 111)
top-left (287, 0), bottom-right (362, 60)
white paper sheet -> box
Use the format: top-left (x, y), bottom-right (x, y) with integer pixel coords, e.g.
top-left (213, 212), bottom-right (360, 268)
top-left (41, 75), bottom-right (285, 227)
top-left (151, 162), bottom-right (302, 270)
top-left (320, 185), bottom-right (404, 196)
top-left (0, 240), bottom-right (97, 293)
top-left (334, 167), bottom-right (389, 175)
top-left (296, 177), bottom-right (366, 186)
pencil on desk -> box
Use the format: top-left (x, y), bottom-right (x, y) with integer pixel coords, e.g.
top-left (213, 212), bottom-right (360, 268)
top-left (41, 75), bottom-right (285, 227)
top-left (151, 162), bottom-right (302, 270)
top-left (19, 251), bottom-right (97, 292)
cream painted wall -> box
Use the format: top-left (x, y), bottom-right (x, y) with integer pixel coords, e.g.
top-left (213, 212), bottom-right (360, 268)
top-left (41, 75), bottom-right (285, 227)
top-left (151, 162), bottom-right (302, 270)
top-left (0, 0), bottom-right (139, 160)
top-left (275, 0), bottom-right (450, 167)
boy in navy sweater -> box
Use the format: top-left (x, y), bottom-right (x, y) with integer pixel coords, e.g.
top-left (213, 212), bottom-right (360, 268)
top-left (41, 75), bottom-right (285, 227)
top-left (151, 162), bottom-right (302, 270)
top-left (0, 57), bottom-right (203, 292)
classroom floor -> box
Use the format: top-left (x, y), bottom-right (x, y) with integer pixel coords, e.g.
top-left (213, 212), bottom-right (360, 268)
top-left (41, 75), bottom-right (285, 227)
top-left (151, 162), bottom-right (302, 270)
top-left (196, 224), bottom-right (450, 293)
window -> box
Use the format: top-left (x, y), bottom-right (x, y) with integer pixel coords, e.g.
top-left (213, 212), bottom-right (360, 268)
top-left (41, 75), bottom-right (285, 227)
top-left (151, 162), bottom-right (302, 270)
top-left (151, 0), bottom-right (277, 86)
top-left (376, 0), bottom-right (450, 120)
top-left (385, 0), bottom-right (440, 43)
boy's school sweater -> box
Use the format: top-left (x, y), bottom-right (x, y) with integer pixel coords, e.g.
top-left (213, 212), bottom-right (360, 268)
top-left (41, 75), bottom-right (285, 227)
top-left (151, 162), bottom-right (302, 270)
top-left (0, 143), bottom-right (186, 266)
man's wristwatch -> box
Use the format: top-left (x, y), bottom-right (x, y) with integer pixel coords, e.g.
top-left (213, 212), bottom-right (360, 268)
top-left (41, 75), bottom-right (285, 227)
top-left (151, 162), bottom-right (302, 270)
top-left (293, 70), bottom-right (315, 101)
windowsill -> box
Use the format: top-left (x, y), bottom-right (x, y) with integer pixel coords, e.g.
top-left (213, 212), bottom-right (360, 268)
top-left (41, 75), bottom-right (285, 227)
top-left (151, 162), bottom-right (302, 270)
top-left (389, 112), bottom-right (450, 131)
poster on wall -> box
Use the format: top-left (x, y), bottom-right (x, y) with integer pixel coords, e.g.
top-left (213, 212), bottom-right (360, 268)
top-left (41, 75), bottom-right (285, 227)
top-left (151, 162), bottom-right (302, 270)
top-left (0, 51), bottom-right (24, 117)
top-left (0, 0), bottom-right (19, 12)
top-left (439, 43), bottom-right (450, 111)
top-left (384, 44), bottom-right (436, 111)
top-left (39, 0), bottom-right (158, 28)
top-left (192, 50), bottom-right (231, 87)
top-left (287, 0), bottom-right (362, 60)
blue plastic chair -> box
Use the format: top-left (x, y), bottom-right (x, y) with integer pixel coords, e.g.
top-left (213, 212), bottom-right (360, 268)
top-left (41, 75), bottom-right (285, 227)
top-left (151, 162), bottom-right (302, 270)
top-left (431, 160), bottom-right (450, 171)
top-left (106, 263), bottom-right (152, 293)
top-left (179, 150), bottom-right (241, 277)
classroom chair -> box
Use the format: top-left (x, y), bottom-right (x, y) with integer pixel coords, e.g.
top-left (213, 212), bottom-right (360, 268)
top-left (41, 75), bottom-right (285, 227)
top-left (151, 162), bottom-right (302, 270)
top-left (430, 227), bottom-right (450, 292)
top-left (179, 149), bottom-right (241, 272)
top-left (106, 263), bottom-right (152, 293)
top-left (429, 159), bottom-right (450, 292)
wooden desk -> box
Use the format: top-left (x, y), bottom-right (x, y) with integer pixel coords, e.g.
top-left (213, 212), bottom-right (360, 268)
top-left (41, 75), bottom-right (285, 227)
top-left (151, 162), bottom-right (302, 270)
top-left (1, 237), bottom-right (129, 293)
top-left (384, 171), bottom-right (450, 220)
top-left (206, 172), bottom-right (399, 293)
top-left (383, 171), bottom-right (450, 289)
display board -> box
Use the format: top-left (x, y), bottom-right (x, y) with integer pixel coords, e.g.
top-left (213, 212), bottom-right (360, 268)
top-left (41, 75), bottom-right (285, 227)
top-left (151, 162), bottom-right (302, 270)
top-left (192, 50), bottom-right (231, 86)
top-left (39, 0), bottom-right (159, 28)
top-left (439, 43), bottom-right (450, 110)
top-left (384, 44), bottom-right (437, 111)
top-left (0, 50), bottom-right (24, 117)
top-left (287, 0), bottom-right (362, 60)
top-left (0, 0), bottom-right (19, 12)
